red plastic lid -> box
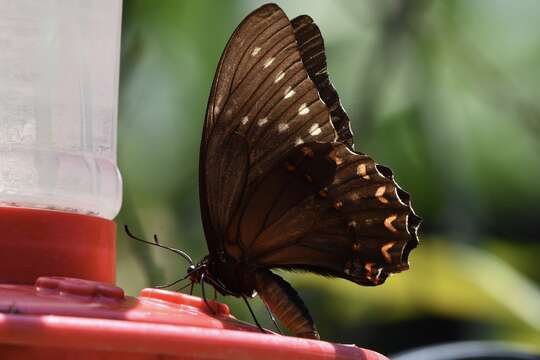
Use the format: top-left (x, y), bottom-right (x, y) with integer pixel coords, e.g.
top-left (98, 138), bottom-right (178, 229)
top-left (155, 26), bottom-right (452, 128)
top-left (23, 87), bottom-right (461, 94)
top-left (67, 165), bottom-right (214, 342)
top-left (0, 277), bottom-right (389, 359)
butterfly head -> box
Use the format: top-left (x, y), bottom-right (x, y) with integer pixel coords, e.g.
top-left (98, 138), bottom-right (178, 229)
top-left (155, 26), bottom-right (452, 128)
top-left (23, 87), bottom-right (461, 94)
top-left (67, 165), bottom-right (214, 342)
top-left (186, 262), bottom-right (206, 283)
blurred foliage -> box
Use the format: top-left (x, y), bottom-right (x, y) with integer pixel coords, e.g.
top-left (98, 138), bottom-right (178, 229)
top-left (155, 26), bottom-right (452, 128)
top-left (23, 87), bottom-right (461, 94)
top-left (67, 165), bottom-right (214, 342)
top-left (117, 0), bottom-right (540, 355)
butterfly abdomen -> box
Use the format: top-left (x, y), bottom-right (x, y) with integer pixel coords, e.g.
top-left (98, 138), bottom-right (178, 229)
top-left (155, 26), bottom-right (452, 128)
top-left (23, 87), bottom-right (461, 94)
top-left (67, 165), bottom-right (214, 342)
top-left (255, 269), bottom-right (319, 339)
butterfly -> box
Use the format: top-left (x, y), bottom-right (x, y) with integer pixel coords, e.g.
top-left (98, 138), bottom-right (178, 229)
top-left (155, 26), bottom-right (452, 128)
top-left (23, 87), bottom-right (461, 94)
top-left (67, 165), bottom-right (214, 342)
top-left (130, 3), bottom-right (420, 340)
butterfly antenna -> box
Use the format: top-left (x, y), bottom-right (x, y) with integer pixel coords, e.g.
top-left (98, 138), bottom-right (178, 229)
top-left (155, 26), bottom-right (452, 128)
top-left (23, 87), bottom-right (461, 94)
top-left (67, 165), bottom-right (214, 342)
top-left (124, 225), bottom-right (194, 265)
top-left (153, 233), bottom-right (194, 265)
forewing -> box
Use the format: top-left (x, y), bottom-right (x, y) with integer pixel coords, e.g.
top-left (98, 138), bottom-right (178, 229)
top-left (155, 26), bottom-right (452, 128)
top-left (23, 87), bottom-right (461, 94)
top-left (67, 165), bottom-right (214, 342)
top-left (200, 4), bottom-right (282, 253)
top-left (201, 4), bottom-right (347, 254)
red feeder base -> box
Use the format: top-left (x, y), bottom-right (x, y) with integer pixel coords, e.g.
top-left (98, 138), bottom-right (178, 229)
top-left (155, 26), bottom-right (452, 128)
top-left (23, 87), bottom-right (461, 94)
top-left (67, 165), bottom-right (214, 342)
top-left (0, 277), bottom-right (389, 359)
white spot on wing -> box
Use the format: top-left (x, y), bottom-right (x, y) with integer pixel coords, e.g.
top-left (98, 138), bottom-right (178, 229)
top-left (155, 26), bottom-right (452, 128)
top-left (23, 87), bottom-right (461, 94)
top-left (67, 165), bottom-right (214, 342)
top-left (357, 164), bottom-right (370, 180)
top-left (251, 47), bottom-right (261, 56)
top-left (284, 86), bottom-right (295, 99)
top-left (241, 116), bottom-right (249, 125)
top-left (298, 103), bottom-right (310, 116)
top-left (257, 117), bottom-right (268, 126)
top-left (309, 123), bottom-right (322, 136)
top-left (264, 57), bottom-right (275, 68)
top-left (278, 123), bottom-right (289, 132)
top-left (295, 137), bottom-right (304, 145)
top-left (214, 95), bottom-right (223, 115)
top-left (275, 71), bottom-right (285, 83)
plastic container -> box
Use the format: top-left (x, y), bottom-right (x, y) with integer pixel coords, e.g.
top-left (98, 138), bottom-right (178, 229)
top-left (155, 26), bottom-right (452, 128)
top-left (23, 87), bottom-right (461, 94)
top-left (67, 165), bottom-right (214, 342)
top-left (0, 0), bottom-right (123, 220)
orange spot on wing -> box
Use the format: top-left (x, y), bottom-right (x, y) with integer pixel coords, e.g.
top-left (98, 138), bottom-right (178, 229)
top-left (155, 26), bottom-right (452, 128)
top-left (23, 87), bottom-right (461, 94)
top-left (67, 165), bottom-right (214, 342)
top-left (381, 242), bottom-right (396, 263)
top-left (384, 214), bottom-right (398, 233)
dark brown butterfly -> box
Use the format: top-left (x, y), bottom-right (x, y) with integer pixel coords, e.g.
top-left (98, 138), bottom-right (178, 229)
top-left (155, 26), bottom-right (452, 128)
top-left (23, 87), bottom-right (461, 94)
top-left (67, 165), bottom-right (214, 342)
top-left (131, 3), bottom-right (420, 340)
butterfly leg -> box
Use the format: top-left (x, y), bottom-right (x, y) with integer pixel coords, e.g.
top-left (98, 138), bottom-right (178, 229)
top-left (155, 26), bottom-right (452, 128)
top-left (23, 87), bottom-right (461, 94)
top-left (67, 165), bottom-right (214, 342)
top-left (155, 273), bottom-right (190, 289)
top-left (242, 295), bottom-right (267, 334)
top-left (175, 281), bottom-right (194, 293)
top-left (262, 300), bottom-right (282, 334)
top-left (200, 273), bottom-right (217, 315)
top-left (189, 282), bottom-right (194, 295)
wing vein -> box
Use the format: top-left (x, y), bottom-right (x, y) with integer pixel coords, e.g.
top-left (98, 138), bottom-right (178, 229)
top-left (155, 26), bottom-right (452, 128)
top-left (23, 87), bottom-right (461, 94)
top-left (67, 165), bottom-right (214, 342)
top-left (230, 21), bottom-right (291, 95)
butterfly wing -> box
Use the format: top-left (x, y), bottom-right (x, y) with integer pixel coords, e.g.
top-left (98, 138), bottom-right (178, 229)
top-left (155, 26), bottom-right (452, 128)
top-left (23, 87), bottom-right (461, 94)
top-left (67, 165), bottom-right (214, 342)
top-left (201, 4), bottom-right (343, 255)
top-left (201, 3), bottom-right (419, 282)
top-left (291, 15), bottom-right (354, 148)
top-left (200, 3), bottom-right (420, 338)
top-left (245, 141), bottom-right (420, 286)
top-left (200, 4), bottom-right (283, 254)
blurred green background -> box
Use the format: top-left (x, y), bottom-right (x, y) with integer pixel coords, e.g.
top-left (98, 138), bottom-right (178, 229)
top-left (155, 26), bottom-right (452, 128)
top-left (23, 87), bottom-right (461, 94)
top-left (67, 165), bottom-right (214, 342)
top-left (116, 0), bottom-right (540, 355)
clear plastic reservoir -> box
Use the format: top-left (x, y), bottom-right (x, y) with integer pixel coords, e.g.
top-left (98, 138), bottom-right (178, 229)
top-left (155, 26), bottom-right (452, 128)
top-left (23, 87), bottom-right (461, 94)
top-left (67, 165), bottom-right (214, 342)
top-left (0, 0), bottom-right (123, 219)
